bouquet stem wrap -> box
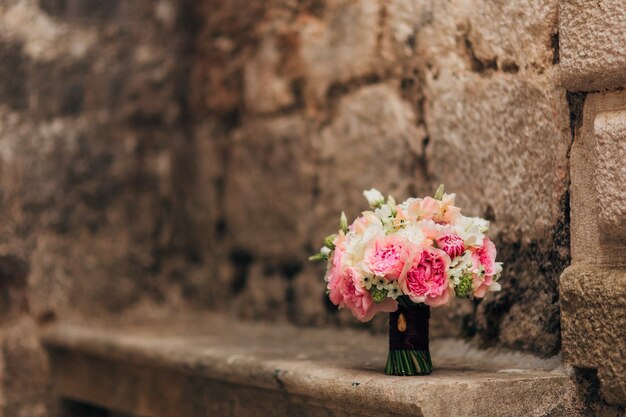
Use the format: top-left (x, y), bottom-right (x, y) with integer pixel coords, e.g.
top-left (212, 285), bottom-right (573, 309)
top-left (385, 303), bottom-right (432, 376)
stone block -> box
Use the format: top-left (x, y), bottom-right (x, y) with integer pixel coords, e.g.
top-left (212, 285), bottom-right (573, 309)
top-left (315, 84), bottom-right (422, 244)
top-left (244, 32), bottom-right (297, 114)
top-left (593, 110), bottom-right (626, 243)
top-left (298, 0), bottom-right (382, 102)
top-left (389, 0), bottom-right (571, 355)
top-left (560, 0), bottom-right (626, 91)
top-left (424, 70), bottom-right (570, 242)
top-left (560, 264), bottom-right (626, 405)
top-left (225, 115), bottom-right (314, 261)
top-left (416, 0), bottom-right (559, 76)
top-left (570, 91), bottom-right (626, 264)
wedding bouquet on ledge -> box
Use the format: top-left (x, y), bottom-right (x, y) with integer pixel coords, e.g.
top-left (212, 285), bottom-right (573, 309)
top-left (310, 185), bottom-right (503, 376)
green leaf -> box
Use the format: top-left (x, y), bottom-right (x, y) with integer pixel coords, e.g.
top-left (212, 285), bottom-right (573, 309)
top-left (323, 234), bottom-right (337, 250)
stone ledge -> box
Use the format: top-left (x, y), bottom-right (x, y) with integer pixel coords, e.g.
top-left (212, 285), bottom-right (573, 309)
top-left (42, 315), bottom-right (580, 417)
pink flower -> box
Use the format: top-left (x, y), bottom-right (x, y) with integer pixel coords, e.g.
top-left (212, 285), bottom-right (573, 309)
top-left (471, 237), bottom-right (497, 276)
top-left (436, 234), bottom-right (465, 259)
top-left (328, 267), bottom-right (396, 321)
top-left (420, 197), bottom-right (440, 220)
top-left (472, 274), bottom-right (494, 298)
top-left (471, 238), bottom-right (497, 298)
top-left (405, 195), bottom-right (461, 225)
top-left (364, 235), bottom-right (412, 280)
top-left (399, 247), bottom-right (451, 307)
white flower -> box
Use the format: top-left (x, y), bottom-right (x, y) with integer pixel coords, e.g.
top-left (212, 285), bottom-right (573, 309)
top-left (387, 286), bottom-right (402, 299)
top-left (320, 246), bottom-right (331, 256)
top-left (374, 276), bottom-right (386, 290)
top-left (396, 222), bottom-right (426, 246)
top-left (374, 204), bottom-right (392, 220)
top-left (457, 216), bottom-right (489, 247)
top-left (363, 188), bottom-right (385, 208)
top-left (344, 222), bottom-right (384, 267)
top-left (447, 250), bottom-right (475, 286)
top-left (398, 197), bottom-right (417, 212)
top-left (361, 275), bottom-right (374, 290)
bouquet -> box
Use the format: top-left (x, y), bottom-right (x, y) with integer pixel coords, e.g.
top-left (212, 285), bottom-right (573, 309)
top-left (310, 185), bottom-right (503, 375)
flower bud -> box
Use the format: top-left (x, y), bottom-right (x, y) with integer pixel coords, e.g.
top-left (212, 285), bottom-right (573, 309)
top-left (363, 188), bottom-right (385, 208)
top-left (371, 287), bottom-right (389, 303)
top-left (455, 274), bottom-right (473, 298)
top-left (339, 211), bottom-right (348, 233)
top-left (387, 195), bottom-right (397, 216)
top-left (433, 184), bottom-right (445, 200)
top-left (323, 234), bottom-right (337, 249)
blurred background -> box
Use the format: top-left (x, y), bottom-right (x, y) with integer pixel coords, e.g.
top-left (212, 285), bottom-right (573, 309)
top-left (0, 0), bottom-right (588, 414)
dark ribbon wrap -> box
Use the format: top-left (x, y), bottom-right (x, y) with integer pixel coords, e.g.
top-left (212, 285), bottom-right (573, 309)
top-left (389, 304), bottom-right (430, 351)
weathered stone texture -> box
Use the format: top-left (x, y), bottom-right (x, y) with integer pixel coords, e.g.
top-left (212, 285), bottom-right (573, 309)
top-left (225, 115), bottom-right (314, 261)
top-left (424, 72), bottom-right (569, 242)
top-left (563, 91), bottom-right (626, 406)
top-left (189, 0), bottom-right (574, 356)
top-left (561, 265), bottom-right (626, 405)
top-left (315, 84), bottom-right (423, 242)
top-left (1, 319), bottom-right (51, 417)
top-left (0, 1), bottom-right (200, 415)
top-left (298, 0), bottom-right (383, 104)
top-left (2, 0), bottom-right (624, 413)
top-left (593, 111), bottom-right (626, 243)
top-left (570, 92), bottom-right (626, 265)
top-left (42, 317), bottom-right (587, 417)
top-left (560, 0), bottom-right (626, 91)
top-left (411, 0), bottom-right (570, 356)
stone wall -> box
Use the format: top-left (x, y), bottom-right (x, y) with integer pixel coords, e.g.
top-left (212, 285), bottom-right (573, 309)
top-left (559, 0), bottom-right (626, 407)
top-left (0, 1), bottom-right (199, 414)
top-left (2, 0), bottom-right (622, 414)
top-left (188, 0), bottom-right (571, 356)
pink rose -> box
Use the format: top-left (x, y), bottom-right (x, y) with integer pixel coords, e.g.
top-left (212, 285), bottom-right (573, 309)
top-left (364, 235), bottom-right (412, 280)
top-left (399, 247), bottom-right (451, 307)
top-left (471, 238), bottom-right (497, 298)
top-left (472, 273), bottom-right (494, 298)
top-left (471, 238), bottom-right (497, 276)
top-left (328, 267), bottom-right (396, 321)
top-left (436, 234), bottom-right (465, 259)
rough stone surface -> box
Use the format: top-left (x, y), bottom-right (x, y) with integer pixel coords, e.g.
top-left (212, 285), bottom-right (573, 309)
top-left (225, 115), bottom-right (314, 261)
top-left (564, 90), bottom-right (626, 407)
top-left (560, 0), bottom-right (626, 91)
top-left (560, 265), bottom-right (626, 405)
top-left (315, 84), bottom-right (423, 243)
top-left (413, 0), bottom-right (570, 356)
top-left (42, 315), bottom-right (587, 417)
top-left (570, 92), bottom-right (626, 265)
top-left (298, 0), bottom-right (383, 104)
top-left (0, 0), bottom-right (624, 414)
top-left (0, 1), bottom-right (202, 415)
top-left (593, 110), bottom-right (626, 243)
